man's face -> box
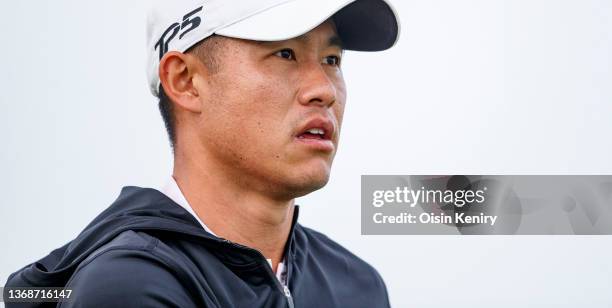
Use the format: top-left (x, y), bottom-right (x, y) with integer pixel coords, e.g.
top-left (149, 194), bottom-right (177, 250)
top-left (193, 21), bottom-right (346, 199)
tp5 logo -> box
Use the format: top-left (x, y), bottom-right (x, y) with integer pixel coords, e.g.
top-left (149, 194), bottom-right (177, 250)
top-left (155, 6), bottom-right (203, 60)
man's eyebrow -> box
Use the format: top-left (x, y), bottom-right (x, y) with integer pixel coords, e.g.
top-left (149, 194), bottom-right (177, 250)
top-left (255, 34), bottom-right (344, 50)
top-left (288, 33), bottom-right (345, 50)
top-left (328, 35), bottom-right (344, 50)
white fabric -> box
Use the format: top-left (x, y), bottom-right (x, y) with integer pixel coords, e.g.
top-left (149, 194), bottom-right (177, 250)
top-left (146, 0), bottom-right (400, 97)
top-left (215, 0), bottom-right (354, 41)
top-left (158, 176), bottom-right (287, 285)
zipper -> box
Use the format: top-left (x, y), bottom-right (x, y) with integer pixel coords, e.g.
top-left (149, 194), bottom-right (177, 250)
top-left (283, 285), bottom-right (294, 308)
top-left (221, 239), bottom-right (294, 308)
top-left (285, 246), bottom-right (294, 308)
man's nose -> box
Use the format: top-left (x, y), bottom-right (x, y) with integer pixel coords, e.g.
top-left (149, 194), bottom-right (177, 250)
top-left (297, 64), bottom-right (337, 108)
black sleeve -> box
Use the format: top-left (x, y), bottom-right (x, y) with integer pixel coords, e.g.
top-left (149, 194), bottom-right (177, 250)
top-left (58, 248), bottom-right (201, 308)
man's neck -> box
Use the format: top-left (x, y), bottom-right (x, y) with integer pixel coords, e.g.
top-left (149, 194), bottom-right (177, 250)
top-left (172, 153), bottom-right (295, 272)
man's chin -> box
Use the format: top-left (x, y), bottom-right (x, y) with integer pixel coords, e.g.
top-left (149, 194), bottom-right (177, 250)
top-left (282, 169), bottom-right (331, 199)
top-left (292, 178), bottom-right (329, 198)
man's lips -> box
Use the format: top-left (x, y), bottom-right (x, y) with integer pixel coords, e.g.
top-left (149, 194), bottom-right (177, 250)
top-left (294, 117), bottom-right (335, 152)
top-left (295, 117), bottom-right (334, 140)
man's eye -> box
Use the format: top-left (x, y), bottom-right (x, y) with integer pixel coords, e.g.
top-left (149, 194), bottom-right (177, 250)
top-left (275, 49), bottom-right (296, 60)
top-left (323, 55), bottom-right (341, 66)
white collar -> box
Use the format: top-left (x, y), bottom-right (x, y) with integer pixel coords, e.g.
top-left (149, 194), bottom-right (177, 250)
top-left (159, 176), bottom-right (219, 237)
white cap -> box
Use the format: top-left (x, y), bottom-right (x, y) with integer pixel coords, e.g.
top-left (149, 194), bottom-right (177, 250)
top-left (146, 0), bottom-right (401, 97)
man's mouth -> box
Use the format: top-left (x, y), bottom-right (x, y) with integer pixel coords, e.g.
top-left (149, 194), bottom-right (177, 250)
top-left (298, 128), bottom-right (327, 140)
top-left (296, 117), bottom-right (334, 140)
top-left (294, 118), bottom-right (335, 152)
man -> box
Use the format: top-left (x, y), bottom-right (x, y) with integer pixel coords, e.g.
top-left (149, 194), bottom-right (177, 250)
top-left (5, 0), bottom-right (399, 307)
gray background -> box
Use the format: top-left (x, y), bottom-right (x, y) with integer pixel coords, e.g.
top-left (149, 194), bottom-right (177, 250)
top-left (1, 0), bottom-right (611, 307)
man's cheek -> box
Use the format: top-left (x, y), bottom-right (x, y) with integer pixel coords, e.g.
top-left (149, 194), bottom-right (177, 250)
top-left (237, 120), bottom-right (279, 150)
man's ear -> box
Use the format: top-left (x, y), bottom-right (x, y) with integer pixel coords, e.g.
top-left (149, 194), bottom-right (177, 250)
top-left (158, 51), bottom-right (207, 113)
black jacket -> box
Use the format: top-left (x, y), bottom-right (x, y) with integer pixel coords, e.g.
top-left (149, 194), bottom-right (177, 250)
top-left (5, 186), bottom-right (390, 307)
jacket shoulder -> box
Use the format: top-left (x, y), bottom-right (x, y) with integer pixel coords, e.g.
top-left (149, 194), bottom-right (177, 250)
top-left (59, 230), bottom-right (200, 308)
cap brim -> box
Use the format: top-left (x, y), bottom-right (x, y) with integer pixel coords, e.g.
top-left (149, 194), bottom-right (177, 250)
top-left (215, 0), bottom-right (400, 51)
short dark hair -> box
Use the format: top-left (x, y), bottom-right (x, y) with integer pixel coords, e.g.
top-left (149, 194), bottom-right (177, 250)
top-left (158, 35), bottom-right (224, 150)
top-left (158, 85), bottom-right (176, 149)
